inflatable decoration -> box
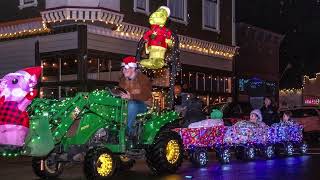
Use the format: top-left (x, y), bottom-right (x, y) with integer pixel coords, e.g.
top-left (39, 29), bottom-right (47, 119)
top-left (0, 67), bottom-right (41, 147)
top-left (140, 6), bottom-right (173, 69)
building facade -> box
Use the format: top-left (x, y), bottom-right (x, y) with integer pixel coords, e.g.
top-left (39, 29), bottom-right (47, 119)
top-left (0, 0), bottom-right (237, 107)
top-left (235, 23), bottom-right (283, 108)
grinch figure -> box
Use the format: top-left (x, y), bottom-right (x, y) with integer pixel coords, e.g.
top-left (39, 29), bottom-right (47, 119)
top-left (140, 6), bottom-right (173, 69)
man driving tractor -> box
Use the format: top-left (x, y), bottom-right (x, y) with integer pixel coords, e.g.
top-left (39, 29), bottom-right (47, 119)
top-left (118, 56), bottom-right (152, 139)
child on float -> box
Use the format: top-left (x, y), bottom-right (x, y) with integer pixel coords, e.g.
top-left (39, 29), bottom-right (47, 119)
top-left (249, 109), bottom-right (268, 127)
top-left (281, 111), bottom-right (295, 125)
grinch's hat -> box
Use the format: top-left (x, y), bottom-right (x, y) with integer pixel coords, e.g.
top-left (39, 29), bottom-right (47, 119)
top-left (159, 6), bottom-right (171, 17)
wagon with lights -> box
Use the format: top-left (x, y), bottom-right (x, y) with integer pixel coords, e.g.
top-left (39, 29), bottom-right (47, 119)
top-left (268, 122), bottom-right (308, 156)
top-left (174, 125), bottom-right (229, 167)
top-left (223, 121), bottom-right (275, 161)
top-left (175, 120), bottom-right (308, 167)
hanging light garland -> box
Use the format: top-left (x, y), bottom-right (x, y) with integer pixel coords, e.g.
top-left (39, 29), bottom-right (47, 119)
top-left (0, 21), bottom-right (50, 40)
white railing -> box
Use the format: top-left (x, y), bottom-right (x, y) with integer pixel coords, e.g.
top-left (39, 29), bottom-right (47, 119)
top-left (41, 7), bottom-right (124, 25)
top-left (45, 0), bottom-right (120, 12)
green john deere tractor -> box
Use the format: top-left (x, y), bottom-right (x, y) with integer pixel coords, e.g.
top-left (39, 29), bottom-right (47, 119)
top-left (22, 31), bottom-right (183, 179)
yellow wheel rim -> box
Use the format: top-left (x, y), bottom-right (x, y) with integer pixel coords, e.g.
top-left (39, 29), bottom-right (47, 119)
top-left (97, 153), bottom-right (113, 177)
top-left (166, 140), bottom-right (180, 164)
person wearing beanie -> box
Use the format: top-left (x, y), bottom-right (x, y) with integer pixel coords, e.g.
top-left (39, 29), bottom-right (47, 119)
top-left (250, 109), bottom-right (263, 123)
top-left (118, 56), bottom-right (152, 138)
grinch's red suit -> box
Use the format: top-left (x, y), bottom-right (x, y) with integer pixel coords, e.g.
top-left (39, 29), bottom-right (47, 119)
top-left (143, 25), bottom-right (172, 49)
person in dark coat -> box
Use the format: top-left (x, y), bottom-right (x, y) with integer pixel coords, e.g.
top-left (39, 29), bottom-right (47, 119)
top-left (260, 97), bottom-right (279, 126)
top-left (182, 94), bottom-right (206, 127)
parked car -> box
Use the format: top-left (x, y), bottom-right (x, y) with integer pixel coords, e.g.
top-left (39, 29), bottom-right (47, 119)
top-left (203, 102), bottom-right (253, 126)
top-left (279, 107), bottom-right (320, 141)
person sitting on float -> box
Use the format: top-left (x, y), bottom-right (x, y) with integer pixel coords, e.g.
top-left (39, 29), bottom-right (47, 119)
top-left (118, 56), bottom-right (152, 139)
top-left (249, 109), bottom-right (268, 127)
top-left (281, 111), bottom-right (295, 125)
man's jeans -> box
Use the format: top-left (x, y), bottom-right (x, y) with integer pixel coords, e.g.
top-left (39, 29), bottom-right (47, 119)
top-left (127, 100), bottom-right (147, 136)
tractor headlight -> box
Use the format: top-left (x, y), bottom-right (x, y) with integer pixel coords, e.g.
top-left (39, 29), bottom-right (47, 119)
top-left (71, 106), bottom-right (81, 120)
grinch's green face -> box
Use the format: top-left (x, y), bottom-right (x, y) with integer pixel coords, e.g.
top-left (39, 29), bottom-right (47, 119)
top-left (149, 9), bottom-right (168, 26)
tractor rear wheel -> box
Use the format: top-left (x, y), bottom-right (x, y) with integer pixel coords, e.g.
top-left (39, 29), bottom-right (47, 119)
top-left (146, 131), bottom-right (184, 175)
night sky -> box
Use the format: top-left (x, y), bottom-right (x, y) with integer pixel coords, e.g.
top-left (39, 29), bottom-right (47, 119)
top-left (236, 0), bottom-right (320, 88)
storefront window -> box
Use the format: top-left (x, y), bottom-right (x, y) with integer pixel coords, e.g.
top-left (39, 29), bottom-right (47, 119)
top-left (61, 57), bottom-right (78, 81)
top-left (41, 58), bottom-right (59, 82)
top-left (40, 86), bottom-right (79, 99)
top-left (196, 73), bottom-right (205, 91)
top-left (40, 87), bottom-right (59, 99)
top-left (189, 72), bottom-right (196, 91)
top-left (87, 58), bottom-right (99, 80)
top-left (61, 87), bottom-right (78, 98)
top-left (219, 77), bottom-right (225, 92)
top-left (205, 75), bottom-right (212, 92)
top-left (212, 76), bottom-right (218, 92)
top-left (87, 57), bottom-right (121, 82)
top-left (41, 56), bottom-right (78, 82)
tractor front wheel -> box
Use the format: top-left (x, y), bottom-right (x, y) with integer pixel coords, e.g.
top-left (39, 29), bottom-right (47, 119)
top-left (146, 131), bottom-right (184, 175)
top-left (84, 148), bottom-right (118, 179)
top-left (32, 157), bottom-right (64, 179)
top-left (118, 155), bottom-right (135, 171)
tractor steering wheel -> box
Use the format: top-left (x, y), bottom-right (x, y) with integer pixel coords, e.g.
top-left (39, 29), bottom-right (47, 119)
top-left (109, 86), bottom-right (129, 97)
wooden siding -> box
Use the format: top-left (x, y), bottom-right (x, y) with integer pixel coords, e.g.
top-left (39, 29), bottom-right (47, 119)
top-left (87, 33), bottom-right (137, 56)
top-left (39, 32), bottom-right (78, 53)
top-left (0, 38), bottom-right (36, 77)
top-left (181, 51), bottom-right (232, 71)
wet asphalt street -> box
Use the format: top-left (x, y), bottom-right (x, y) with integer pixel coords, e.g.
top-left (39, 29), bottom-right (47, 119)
top-left (1, 146), bottom-right (320, 180)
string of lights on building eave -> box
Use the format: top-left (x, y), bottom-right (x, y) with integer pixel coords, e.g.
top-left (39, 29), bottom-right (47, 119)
top-left (279, 88), bottom-right (302, 95)
top-left (0, 11), bottom-right (238, 59)
top-left (89, 23), bottom-right (238, 60)
top-left (40, 7), bottom-right (237, 59)
top-left (0, 21), bottom-right (50, 40)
